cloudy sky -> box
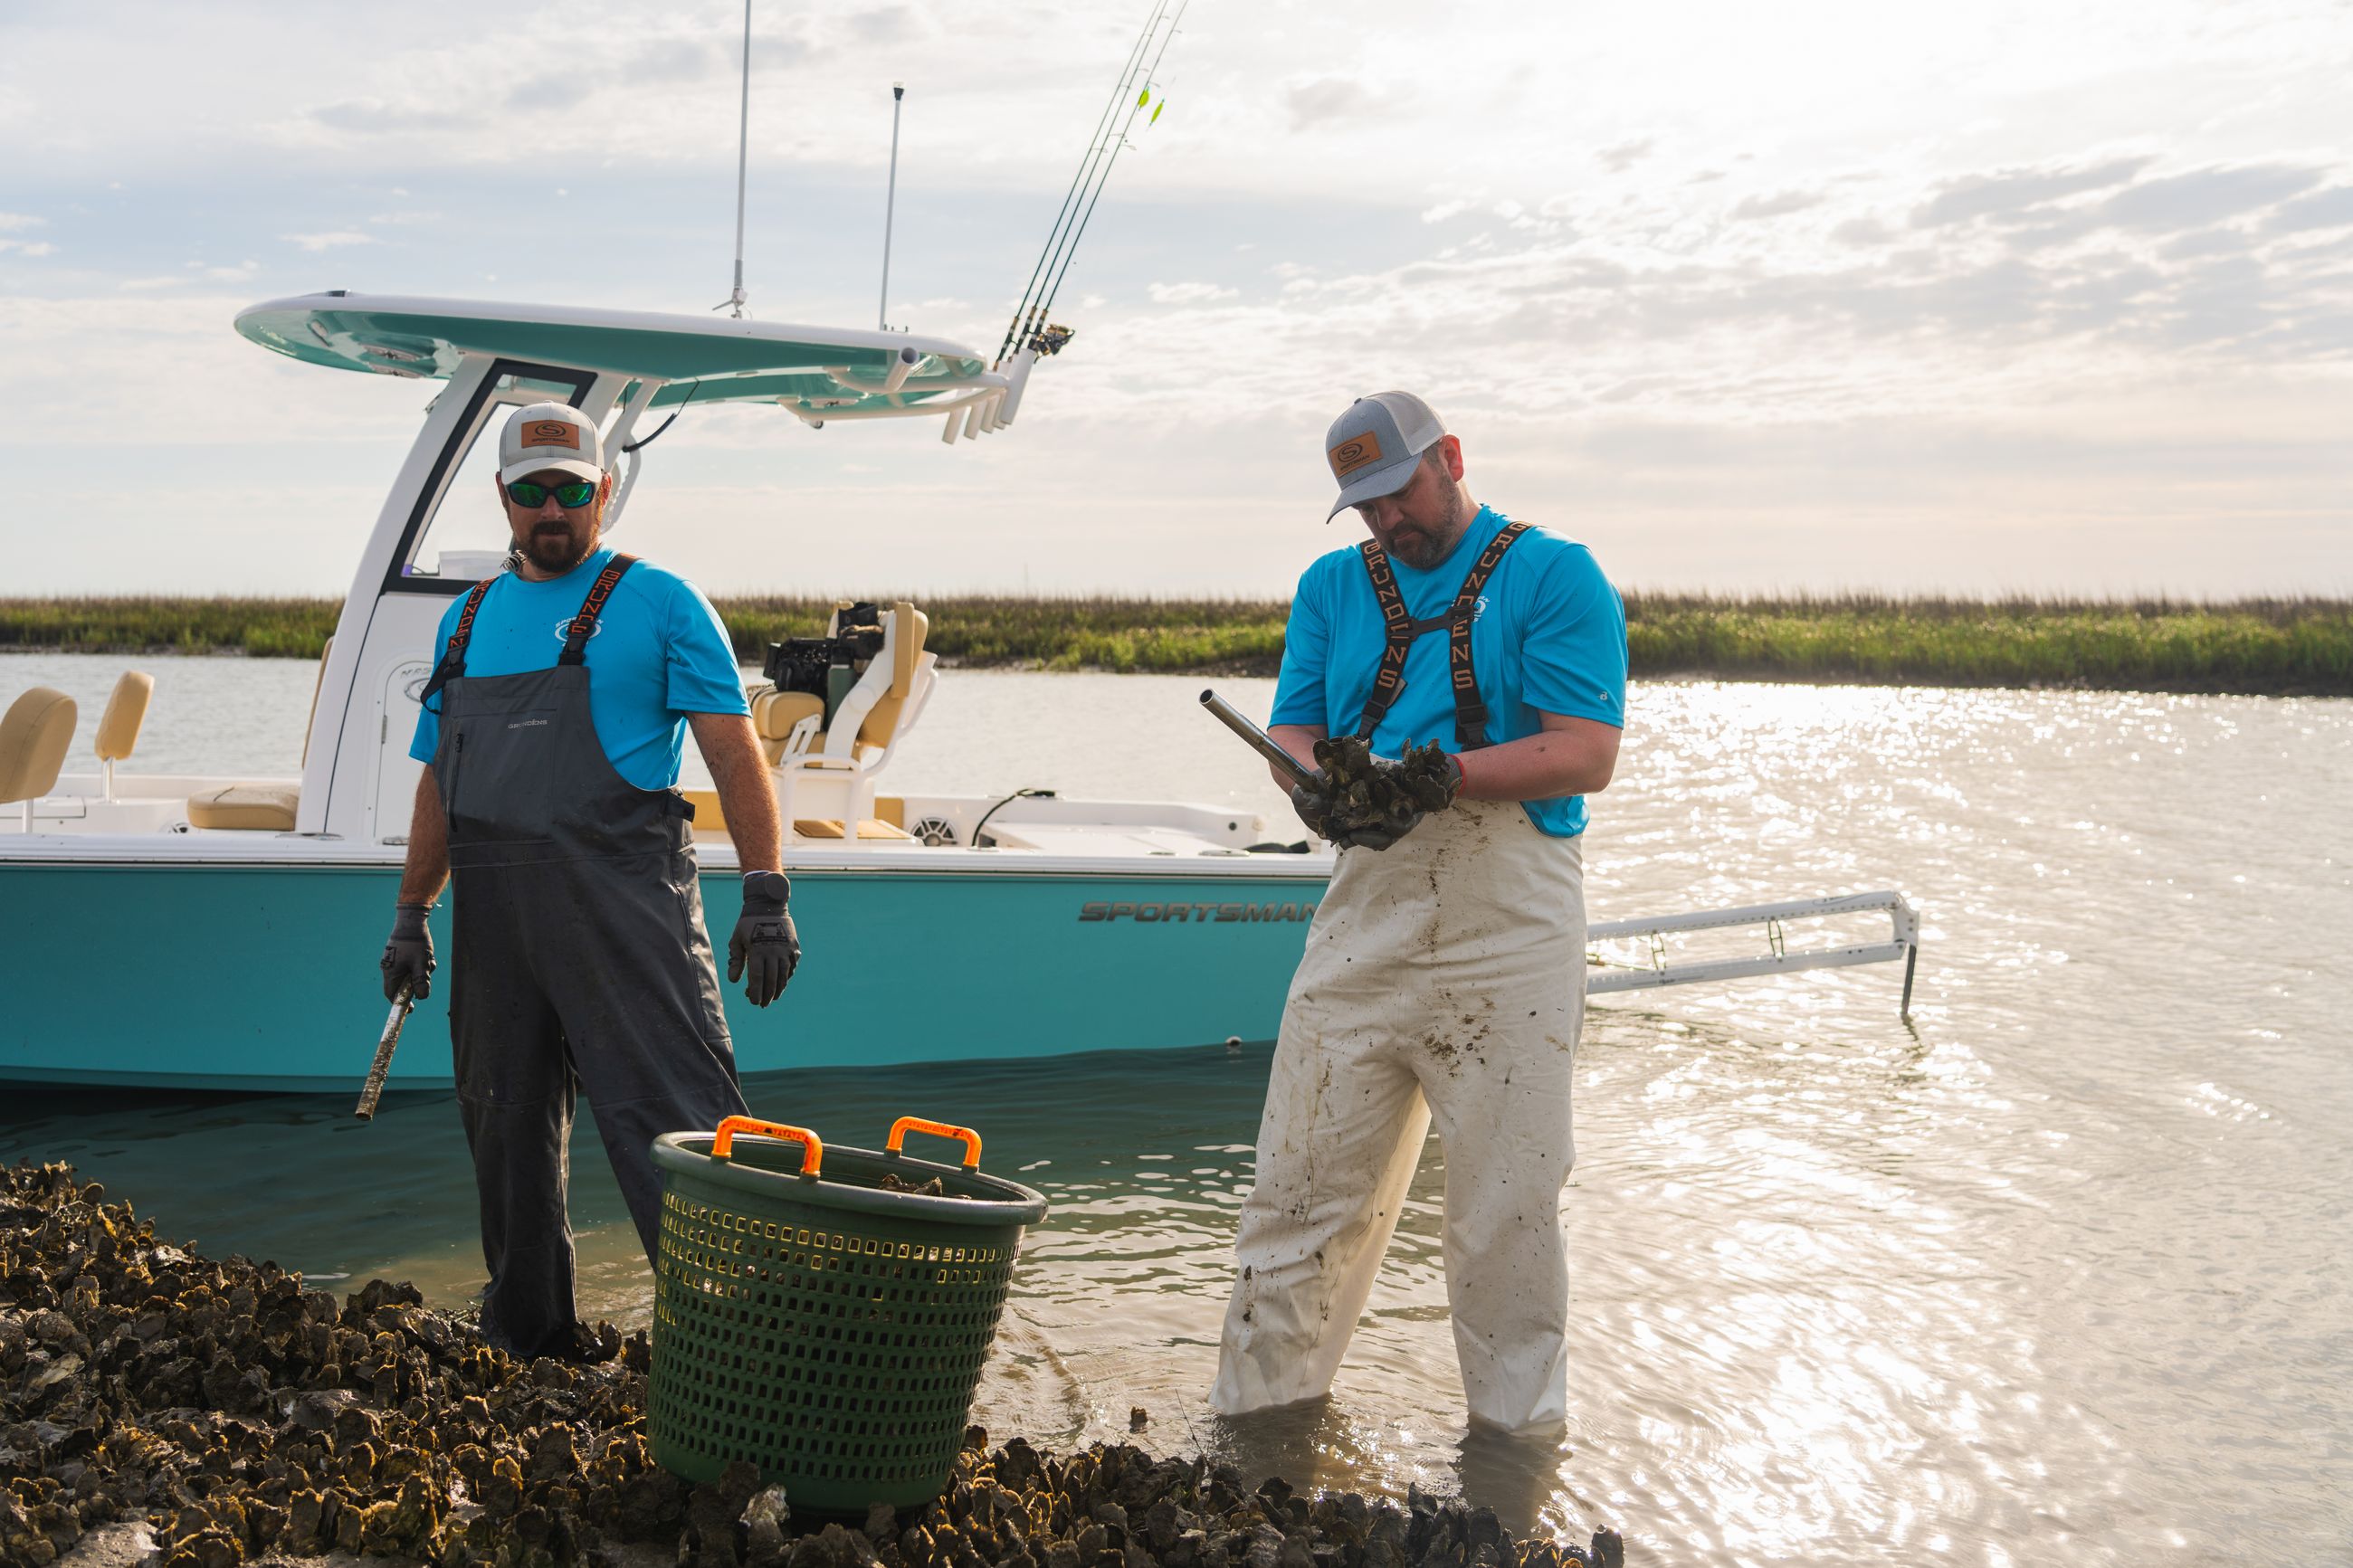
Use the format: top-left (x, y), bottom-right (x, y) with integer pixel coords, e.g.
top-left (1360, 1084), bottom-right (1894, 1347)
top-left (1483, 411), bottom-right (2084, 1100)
top-left (2, 0), bottom-right (2348, 597)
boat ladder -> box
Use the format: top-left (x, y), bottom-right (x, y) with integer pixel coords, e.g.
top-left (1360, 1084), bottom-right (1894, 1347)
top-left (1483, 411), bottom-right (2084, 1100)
top-left (1586, 890), bottom-right (1921, 1021)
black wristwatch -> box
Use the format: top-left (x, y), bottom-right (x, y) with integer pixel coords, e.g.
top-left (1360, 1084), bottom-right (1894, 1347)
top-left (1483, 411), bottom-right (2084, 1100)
top-left (742, 870), bottom-right (792, 906)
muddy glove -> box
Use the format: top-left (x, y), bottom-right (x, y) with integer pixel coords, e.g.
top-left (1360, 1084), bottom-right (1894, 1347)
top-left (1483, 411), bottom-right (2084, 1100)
top-left (379, 903), bottom-right (435, 1002)
top-left (1328, 749), bottom-right (1465, 852)
top-left (1287, 768), bottom-right (1336, 840)
top-left (729, 870), bottom-right (801, 1008)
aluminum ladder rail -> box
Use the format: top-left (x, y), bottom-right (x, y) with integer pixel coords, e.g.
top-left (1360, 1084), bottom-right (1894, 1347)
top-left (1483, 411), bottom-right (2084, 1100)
top-left (1586, 890), bottom-right (1921, 1021)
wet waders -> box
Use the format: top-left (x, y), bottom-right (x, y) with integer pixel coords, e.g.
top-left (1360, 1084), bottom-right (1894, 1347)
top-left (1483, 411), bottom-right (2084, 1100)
top-left (422, 556), bottom-right (750, 1358)
top-left (1214, 518), bottom-right (1591, 1431)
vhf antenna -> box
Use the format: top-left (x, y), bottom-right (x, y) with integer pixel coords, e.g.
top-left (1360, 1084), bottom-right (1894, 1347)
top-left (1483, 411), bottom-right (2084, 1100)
top-left (879, 83), bottom-right (905, 331)
top-left (717, 0), bottom-right (753, 318)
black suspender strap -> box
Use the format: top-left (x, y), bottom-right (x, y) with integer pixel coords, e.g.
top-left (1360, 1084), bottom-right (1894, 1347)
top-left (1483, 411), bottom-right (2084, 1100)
top-left (558, 553), bottom-right (638, 665)
top-left (1350, 519), bottom-right (1531, 750)
top-left (415, 575), bottom-right (499, 715)
top-left (1349, 542), bottom-right (1448, 743)
top-left (1445, 520), bottom-right (1528, 748)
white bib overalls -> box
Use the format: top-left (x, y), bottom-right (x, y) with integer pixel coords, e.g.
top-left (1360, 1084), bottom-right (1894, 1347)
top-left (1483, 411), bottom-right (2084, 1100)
top-left (1211, 798), bottom-right (1586, 1431)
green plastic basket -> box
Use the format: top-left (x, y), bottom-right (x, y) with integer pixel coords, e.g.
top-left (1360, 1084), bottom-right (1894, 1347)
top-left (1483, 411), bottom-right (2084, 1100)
top-left (646, 1115), bottom-right (1048, 1512)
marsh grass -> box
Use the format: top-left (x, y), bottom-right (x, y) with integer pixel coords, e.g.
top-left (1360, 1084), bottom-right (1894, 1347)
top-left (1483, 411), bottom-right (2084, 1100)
top-left (4, 593), bottom-right (2348, 696)
top-left (0, 597), bottom-right (345, 660)
top-left (1618, 593), bottom-right (2353, 696)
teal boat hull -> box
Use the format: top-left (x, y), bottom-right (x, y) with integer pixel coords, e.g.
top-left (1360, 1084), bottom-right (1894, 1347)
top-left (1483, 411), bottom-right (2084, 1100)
top-left (0, 862), bottom-right (1324, 1091)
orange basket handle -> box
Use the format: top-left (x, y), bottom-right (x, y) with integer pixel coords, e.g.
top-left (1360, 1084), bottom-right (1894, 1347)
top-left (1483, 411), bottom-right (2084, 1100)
top-left (885, 1117), bottom-right (982, 1171)
top-left (712, 1116), bottom-right (823, 1178)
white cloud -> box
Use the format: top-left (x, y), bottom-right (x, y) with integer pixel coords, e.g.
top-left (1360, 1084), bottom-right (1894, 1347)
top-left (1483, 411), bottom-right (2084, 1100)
top-left (280, 231), bottom-right (376, 252)
top-left (1283, 75), bottom-right (1379, 132)
top-left (1596, 138), bottom-right (1655, 174)
top-left (1146, 281), bottom-right (1240, 306)
top-left (1730, 187), bottom-right (1827, 221)
top-left (0, 212), bottom-right (45, 233)
top-left (0, 0), bottom-right (2347, 594)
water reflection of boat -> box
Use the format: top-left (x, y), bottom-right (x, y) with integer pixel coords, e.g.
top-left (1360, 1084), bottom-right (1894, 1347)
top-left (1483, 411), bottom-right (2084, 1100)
top-left (0, 295), bottom-right (1921, 1090)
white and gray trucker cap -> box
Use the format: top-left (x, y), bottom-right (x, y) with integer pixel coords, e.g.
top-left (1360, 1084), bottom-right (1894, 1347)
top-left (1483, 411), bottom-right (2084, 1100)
top-left (1324, 392), bottom-right (1444, 519)
top-left (498, 402), bottom-right (604, 485)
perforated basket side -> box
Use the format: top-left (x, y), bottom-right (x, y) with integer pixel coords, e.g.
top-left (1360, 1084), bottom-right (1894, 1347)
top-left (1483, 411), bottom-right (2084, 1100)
top-left (646, 1174), bottom-right (1024, 1511)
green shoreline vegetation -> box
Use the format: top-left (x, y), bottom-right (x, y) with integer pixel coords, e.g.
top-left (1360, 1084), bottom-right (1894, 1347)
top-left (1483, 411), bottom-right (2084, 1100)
top-left (3, 594), bottom-right (2349, 696)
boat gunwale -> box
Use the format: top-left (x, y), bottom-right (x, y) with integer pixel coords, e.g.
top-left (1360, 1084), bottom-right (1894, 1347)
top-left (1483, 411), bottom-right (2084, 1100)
top-left (0, 837), bottom-right (1334, 879)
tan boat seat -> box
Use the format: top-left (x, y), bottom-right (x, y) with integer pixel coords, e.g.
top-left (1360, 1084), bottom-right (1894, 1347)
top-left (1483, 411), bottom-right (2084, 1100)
top-left (856, 603), bottom-right (929, 753)
top-left (748, 687), bottom-right (826, 767)
top-left (95, 671), bottom-right (152, 763)
top-left (1, 687), bottom-right (77, 824)
top-left (749, 603), bottom-right (932, 766)
top-left (180, 640), bottom-right (329, 831)
top-left (790, 817), bottom-right (914, 841)
top-left (681, 790), bottom-right (910, 837)
top-left (95, 670), bottom-right (153, 799)
top-left (186, 784), bottom-right (300, 832)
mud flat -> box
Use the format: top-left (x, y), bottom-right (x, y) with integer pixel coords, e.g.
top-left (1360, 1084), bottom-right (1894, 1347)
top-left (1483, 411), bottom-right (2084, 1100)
top-left (0, 1164), bottom-right (1624, 1568)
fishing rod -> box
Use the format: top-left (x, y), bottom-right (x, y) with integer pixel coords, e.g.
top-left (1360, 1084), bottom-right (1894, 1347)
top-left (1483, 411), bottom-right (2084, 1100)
top-left (1025, 4), bottom-right (1179, 338)
top-left (1036, 0), bottom-right (1187, 323)
top-left (996, 0), bottom-right (1164, 365)
top-left (996, 0), bottom-right (1171, 366)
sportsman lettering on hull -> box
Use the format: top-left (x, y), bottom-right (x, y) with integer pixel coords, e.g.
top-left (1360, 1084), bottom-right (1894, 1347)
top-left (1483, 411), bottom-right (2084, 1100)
top-left (1080, 900), bottom-right (1319, 924)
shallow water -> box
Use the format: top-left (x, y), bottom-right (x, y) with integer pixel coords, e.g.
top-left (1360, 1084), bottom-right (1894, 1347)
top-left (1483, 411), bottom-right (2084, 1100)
top-left (4, 655), bottom-right (2348, 1566)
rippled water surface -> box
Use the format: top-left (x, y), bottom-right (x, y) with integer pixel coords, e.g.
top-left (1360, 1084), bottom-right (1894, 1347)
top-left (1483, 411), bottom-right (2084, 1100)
top-left (4, 656), bottom-right (2348, 1566)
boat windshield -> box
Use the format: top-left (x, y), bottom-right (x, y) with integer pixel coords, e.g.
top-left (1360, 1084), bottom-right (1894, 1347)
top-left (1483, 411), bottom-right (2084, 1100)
top-left (395, 366), bottom-right (595, 591)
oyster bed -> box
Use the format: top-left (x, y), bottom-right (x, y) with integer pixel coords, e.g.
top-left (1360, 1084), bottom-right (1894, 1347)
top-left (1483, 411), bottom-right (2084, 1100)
top-left (1, 1162), bottom-right (1625, 1568)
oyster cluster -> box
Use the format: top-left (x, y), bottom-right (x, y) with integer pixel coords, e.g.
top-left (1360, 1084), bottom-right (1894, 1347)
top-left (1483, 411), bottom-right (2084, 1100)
top-left (1, 1162), bottom-right (1626, 1568)
top-left (836, 1440), bottom-right (1626, 1568)
top-left (1, 1161), bottom-right (680, 1568)
top-left (1310, 737), bottom-right (1461, 846)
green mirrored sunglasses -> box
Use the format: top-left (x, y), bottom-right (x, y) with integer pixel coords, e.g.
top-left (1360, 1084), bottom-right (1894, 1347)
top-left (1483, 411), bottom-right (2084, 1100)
top-left (506, 479), bottom-right (597, 508)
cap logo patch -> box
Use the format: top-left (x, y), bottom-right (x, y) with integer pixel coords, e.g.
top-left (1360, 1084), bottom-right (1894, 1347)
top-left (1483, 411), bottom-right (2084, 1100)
top-left (525, 420), bottom-right (580, 450)
top-left (1329, 430), bottom-right (1385, 479)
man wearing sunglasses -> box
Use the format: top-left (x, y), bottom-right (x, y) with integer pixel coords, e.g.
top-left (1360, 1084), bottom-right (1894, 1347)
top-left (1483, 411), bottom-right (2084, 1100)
top-left (376, 401), bottom-right (796, 1363)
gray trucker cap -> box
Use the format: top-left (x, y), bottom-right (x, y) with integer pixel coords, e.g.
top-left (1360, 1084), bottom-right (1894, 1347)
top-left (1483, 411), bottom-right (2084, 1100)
top-left (1324, 391), bottom-right (1444, 519)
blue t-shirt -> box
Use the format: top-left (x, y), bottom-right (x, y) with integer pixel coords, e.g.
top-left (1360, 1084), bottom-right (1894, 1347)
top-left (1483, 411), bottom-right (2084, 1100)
top-left (1271, 506), bottom-right (1626, 837)
top-left (409, 547), bottom-right (749, 790)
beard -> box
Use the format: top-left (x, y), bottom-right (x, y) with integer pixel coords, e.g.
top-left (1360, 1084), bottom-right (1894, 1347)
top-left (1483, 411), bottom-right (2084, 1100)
top-left (1386, 527), bottom-right (1450, 570)
top-left (520, 519), bottom-right (595, 574)
top-left (1382, 513), bottom-right (1464, 569)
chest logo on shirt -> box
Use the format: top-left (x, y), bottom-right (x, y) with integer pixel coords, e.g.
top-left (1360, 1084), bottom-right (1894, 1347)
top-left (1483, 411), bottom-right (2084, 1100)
top-left (551, 617), bottom-right (605, 643)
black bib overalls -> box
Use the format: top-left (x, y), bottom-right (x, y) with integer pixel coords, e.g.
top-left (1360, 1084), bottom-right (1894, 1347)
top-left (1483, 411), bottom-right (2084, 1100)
top-left (424, 555), bottom-right (750, 1358)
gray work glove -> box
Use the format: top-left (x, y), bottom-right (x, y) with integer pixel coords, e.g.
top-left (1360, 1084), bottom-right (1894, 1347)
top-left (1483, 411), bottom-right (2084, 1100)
top-left (379, 903), bottom-right (434, 1002)
top-left (729, 870), bottom-right (801, 1008)
top-left (1330, 820), bottom-right (1408, 851)
top-left (1287, 768), bottom-right (1336, 841)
